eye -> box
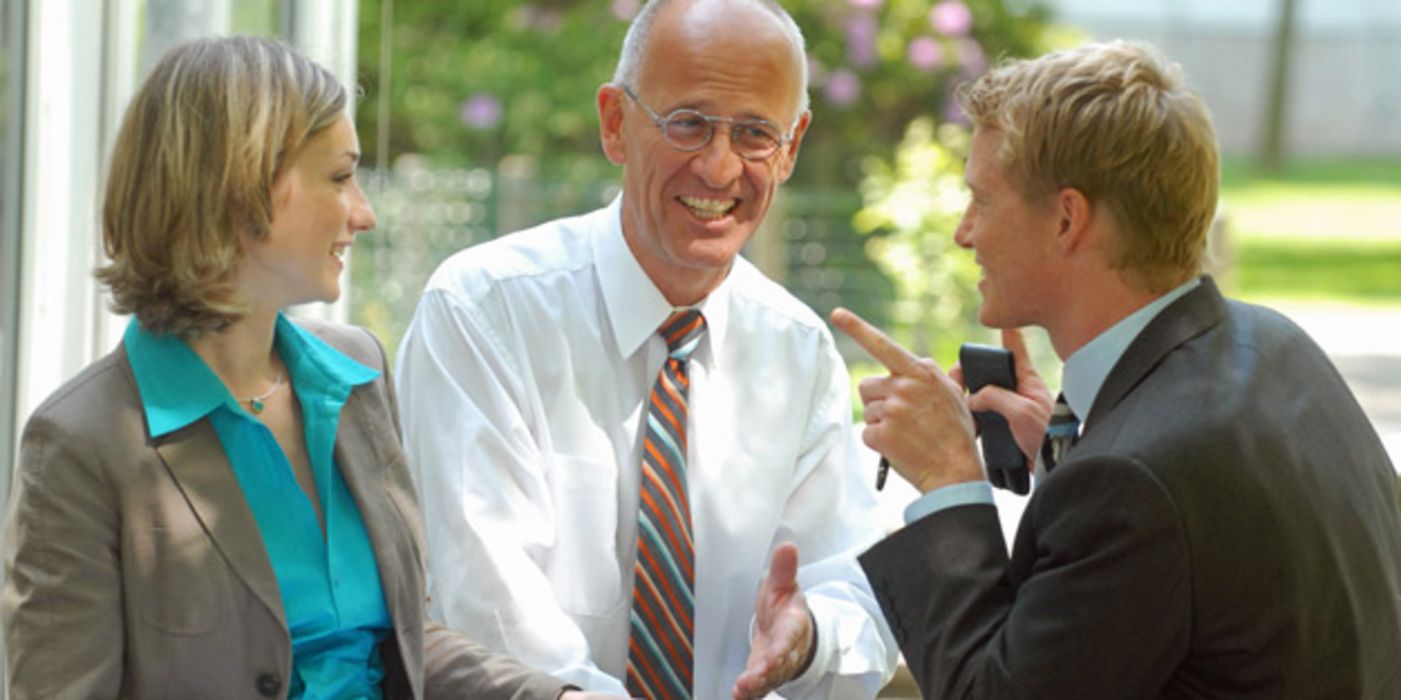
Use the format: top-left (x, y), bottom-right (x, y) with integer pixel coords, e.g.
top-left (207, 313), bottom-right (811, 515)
top-left (665, 112), bottom-right (708, 134)
top-left (332, 170), bottom-right (356, 184)
top-left (739, 122), bottom-right (779, 142)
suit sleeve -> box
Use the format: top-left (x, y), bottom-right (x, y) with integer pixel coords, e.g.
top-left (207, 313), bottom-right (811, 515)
top-left (3, 413), bottom-right (125, 699)
top-left (422, 622), bottom-right (574, 699)
top-left (395, 288), bottom-right (629, 694)
top-left (860, 455), bottom-right (1192, 699)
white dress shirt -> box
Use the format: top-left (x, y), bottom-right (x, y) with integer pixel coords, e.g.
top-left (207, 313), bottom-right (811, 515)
top-left (395, 198), bottom-right (898, 698)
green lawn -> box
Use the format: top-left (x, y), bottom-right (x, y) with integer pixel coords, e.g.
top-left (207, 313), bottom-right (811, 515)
top-left (1218, 159), bottom-right (1401, 306)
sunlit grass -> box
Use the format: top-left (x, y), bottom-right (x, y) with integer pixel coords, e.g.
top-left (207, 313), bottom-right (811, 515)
top-left (1219, 159), bottom-right (1401, 305)
top-left (1227, 237), bottom-right (1401, 305)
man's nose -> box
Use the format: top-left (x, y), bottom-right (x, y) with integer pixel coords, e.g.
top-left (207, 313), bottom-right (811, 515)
top-left (691, 129), bottom-right (744, 188)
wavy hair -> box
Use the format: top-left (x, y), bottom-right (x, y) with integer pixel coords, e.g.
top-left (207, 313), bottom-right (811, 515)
top-left (958, 40), bottom-right (1220, 291)
top-left (96, 36), bottom-right (347, 338)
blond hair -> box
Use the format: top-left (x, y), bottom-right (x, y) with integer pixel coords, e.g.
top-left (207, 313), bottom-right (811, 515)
top-left (958, 40), bottom-right (1219, 291)
top-left (97, 36), bottom-right (347, 338)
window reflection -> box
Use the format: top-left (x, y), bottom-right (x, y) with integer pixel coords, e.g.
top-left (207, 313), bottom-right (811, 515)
top-left (139, 0), bottom-right (282, 74)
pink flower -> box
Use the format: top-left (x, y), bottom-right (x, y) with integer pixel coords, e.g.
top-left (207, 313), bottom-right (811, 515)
top-left (460, 93), bottom-right (502, 130)
top-left (929, 1), bottom-right (973, 36)
top-left (824, 69), bottom-right (862, 107)
top-left (957, 38), bottom-right (987, 75)
top-left (844, 12), bottom-right (879, 68)
top-left (907, 36), bottom-right (944, 72)
top-left (849, 0), bottom-right (884, 8)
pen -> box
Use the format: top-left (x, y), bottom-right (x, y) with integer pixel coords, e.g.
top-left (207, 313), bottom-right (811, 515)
top-left (876, 456), bottom-right (890, 491)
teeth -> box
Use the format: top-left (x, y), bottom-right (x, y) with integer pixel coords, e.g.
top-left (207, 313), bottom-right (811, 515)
top-left (680, 196), bottom-right (735, 220)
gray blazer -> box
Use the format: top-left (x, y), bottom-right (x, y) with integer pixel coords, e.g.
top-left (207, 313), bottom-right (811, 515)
top-left (861, 278), bottom-right (1401, 698)
top-left (3, 318), bottom-right (565, 699)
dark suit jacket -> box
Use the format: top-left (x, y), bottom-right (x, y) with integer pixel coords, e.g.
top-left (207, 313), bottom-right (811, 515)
top-left (3, 319), bottom-right (565, 699)
top-left (861, 278), bottom-right (1401, 698)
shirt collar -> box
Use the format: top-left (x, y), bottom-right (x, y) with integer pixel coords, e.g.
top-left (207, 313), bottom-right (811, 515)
top-left (1061, 277), bottom-right (1201, 420)
top-left (595, 194), bottom-right (730, 367)
top-left (125, 319), bottom-right (232, 437)
top-left (125, 313), bottom-right (378, 438)
top-left (272, 313), bottom-right (380, 398)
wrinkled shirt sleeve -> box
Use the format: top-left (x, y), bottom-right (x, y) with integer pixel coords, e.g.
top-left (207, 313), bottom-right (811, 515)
top-left (395, 288), bottom-right (629, 695)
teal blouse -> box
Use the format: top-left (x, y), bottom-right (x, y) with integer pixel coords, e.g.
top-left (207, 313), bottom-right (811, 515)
top-left (126, 314), bottom-right (391, 699)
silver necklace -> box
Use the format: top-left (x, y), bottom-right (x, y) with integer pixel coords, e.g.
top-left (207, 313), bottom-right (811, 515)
top-left (242, 371), bottom-right (284, 414)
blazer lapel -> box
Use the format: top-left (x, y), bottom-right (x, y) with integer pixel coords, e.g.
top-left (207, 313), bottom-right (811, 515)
top-left (333, 386), bottom-right (411, 631)
top-left (155, 422), bottom-right (287, 628)
top-left (1086, 276), bottom-right (1228, 430)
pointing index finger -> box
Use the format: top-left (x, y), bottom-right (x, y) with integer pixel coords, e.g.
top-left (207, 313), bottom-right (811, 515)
top-left (830, 307), bottom-right (923, 376)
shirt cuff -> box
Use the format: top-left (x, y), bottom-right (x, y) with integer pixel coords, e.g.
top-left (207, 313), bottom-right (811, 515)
top-left (903, 480), bottom-right (994, 524)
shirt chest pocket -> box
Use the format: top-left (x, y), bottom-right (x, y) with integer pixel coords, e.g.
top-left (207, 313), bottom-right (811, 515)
top-left (544, 455), bottom-right (624, 617)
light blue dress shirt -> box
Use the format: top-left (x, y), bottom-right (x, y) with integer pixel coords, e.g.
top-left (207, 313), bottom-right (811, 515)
top-left (904, 278), bottom-right (1202, 524)
top-left (126, 314), bottom-right (391, 699)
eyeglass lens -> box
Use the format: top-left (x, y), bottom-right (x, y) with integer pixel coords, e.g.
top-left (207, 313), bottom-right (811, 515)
top-left (662, 110), bottom-right (782, 159)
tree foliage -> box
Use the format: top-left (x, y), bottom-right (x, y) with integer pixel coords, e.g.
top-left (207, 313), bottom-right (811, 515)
top-left (855, 118), bottom-right (980, 357)
top-left (355, 0), bottom-right (1051, 186)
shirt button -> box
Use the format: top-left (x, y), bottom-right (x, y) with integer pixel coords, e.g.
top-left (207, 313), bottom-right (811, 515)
top-left (255, 672), bottom-right (281, 697)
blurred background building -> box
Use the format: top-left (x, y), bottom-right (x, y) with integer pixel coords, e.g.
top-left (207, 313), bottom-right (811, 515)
top-left (1047, 0), bottom-right (1401, 157)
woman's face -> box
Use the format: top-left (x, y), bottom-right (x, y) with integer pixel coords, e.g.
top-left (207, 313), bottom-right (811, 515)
top-left (240, 115), bottom-right (376, 310)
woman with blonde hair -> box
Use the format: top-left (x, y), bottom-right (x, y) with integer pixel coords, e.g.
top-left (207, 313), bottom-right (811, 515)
top-left (2, 36), bottom-right (605, 700)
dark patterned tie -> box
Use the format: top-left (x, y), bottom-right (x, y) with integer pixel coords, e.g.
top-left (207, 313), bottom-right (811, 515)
top-left (1041, 392), bottom-right (1080, 473)
top-left (627, 309), bottom-right (706, 700)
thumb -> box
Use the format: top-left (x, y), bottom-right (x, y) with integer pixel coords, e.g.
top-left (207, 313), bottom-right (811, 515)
top-left (949, 363), bottom-right (966, 391)
top-left (766, 543), bottom-right (800, 591)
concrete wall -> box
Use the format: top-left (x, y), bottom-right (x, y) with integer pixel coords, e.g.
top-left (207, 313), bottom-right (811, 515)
top-left (1042, 0), bottom-right (1401, 157)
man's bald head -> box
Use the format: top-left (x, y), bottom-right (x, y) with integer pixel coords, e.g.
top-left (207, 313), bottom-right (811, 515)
top-left (611, 0), bottom-right (810, 120)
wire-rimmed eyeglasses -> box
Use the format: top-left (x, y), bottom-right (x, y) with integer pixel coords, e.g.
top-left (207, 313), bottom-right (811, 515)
top-left (621, 85), bottom-right (793, 161)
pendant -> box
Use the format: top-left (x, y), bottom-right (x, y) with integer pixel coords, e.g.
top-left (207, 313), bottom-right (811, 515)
top-left (250, 398), bottom-right (266, 414)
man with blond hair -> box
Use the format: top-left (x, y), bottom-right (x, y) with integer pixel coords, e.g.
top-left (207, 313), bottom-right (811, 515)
top-left (834, 40), bottom-right (1401, 697)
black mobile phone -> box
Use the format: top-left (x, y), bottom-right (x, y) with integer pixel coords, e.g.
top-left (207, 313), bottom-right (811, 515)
top-left (959, 343), bottom-right (1029, 495)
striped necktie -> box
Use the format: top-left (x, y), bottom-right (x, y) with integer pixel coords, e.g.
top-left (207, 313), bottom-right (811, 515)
top-left (627, 309), bottom-right (706, 700)
top-left (1041, 392), bottom-right (1080, 472)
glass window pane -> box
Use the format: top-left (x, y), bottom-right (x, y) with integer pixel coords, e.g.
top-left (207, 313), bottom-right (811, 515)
top-left (231, 0), bottom-right (281, 35)
top-left (1, 0), bottom-right (24, 508)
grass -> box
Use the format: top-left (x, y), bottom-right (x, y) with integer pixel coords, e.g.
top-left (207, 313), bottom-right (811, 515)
top-left (1218, 158), bottom-right (1401, 306)
top-left (1228, 237), bottom-right (1401, 305)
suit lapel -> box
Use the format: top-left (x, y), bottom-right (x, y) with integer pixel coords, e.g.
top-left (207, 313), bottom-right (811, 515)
top-left (1086, 276), bottom-right (1228, 430)
top-left (155, 421), bottom-right (287, 628)
top-left (334, 385), bottom-right (410, 632)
